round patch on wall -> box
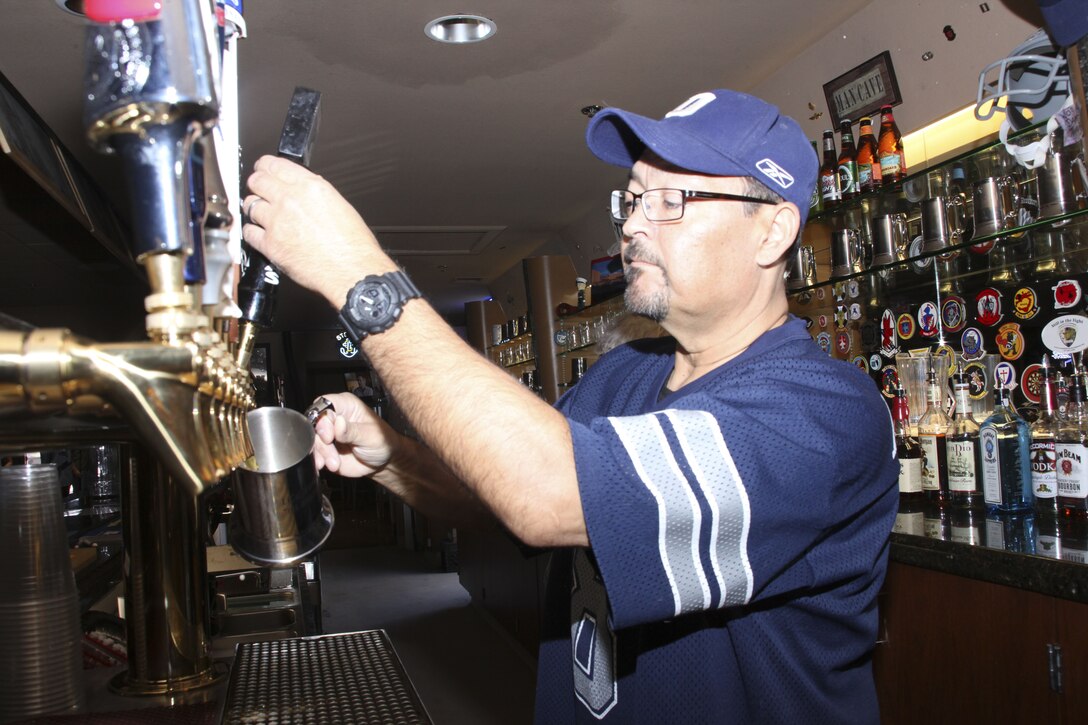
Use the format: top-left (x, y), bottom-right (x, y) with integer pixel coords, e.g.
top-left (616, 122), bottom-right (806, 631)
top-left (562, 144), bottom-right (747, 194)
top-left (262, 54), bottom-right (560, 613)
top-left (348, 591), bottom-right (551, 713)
top-left (897, 313), bottom-right (916, 340)
top-left (1012, 287), bottom-right (1040, 320)
top-left (995, 322), bottom-right (1025, 361)
top-left (960, 327), bottom-right (985, 360)
top-left (918, 301), bottom-right (940, 338)
top-left (941, 295), bottom-right (967, 333)
top-left (975, 288), bottom-right (1004, 327)
top-left (1021, 364), bottom-right (1044, 404)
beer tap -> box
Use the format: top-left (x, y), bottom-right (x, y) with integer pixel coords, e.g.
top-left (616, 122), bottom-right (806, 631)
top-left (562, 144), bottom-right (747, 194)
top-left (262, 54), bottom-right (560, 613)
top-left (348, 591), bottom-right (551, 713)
top-left (83, 0), bottom-right (215, 341)
top-left (235, 86), bottom-right (322, 371)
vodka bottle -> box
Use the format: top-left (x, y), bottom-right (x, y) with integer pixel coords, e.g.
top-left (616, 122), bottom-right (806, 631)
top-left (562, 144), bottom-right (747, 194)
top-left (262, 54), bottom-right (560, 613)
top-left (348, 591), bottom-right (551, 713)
top-left (1031, 357), bottom-right (1060, 514)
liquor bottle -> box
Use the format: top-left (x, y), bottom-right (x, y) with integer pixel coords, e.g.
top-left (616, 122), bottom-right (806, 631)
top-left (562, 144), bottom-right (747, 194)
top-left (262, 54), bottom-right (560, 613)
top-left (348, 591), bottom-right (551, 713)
top-left (1034, 510), bottom-right (1062, 560)
top-left (1059, 513), bottom-right (1088, 563)
top-left (979, 385), bottom-right (1033, 512)
top-left (1031, 356), bottom-right (1060, 514)
top-left (946, 372), bottom-right (983, 508)
top-left (984, 511), bottom-right (1036, 553)
top-left (892, 384), bottom-right (926, 535)
top-left (818, 130), bottom-right (841, 208)
top-left (949, 505), bottom-right (983, 546)
top-left (837, 119), bottom-right (859, 201)
top-left (855, 116), bottom-right (881, 193)
top-left (877, 104), bottom-right (907, 186)
top-left (809, 140), bottom-right (823, 215)
top-left (923, 498), bottom-right (951, 540)
top-left (917, 366), bottom-right (951, 505)
top-left (1056, 371), bottom-right (1088, 516)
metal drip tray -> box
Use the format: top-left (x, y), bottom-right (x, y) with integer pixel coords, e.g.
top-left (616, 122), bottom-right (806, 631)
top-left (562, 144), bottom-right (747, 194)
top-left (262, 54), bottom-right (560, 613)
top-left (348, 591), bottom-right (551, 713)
top-left (219, 630), bottom-right (432, 724)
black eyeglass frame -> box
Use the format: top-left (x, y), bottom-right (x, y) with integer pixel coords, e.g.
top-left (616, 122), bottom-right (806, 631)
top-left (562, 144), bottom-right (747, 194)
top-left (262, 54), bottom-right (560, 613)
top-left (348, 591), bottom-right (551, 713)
top-left (610, 188), bottom-right (778, 222)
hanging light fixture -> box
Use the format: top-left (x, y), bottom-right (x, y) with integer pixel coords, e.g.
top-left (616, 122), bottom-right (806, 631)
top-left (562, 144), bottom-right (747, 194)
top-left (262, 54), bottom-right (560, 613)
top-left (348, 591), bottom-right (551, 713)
top-left (424, 14), bottom-right (497, 44)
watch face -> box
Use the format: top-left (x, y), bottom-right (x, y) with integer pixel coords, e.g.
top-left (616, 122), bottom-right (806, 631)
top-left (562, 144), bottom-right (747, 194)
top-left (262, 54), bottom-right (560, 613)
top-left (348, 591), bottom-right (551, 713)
top-left (350, 277), bottom-right (401, 333)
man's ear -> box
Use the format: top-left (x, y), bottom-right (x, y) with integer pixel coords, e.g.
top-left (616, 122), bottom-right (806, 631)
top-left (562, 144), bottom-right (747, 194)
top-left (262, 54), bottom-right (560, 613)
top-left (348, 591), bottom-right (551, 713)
top-left (755, 202), bottom-right (802, 267)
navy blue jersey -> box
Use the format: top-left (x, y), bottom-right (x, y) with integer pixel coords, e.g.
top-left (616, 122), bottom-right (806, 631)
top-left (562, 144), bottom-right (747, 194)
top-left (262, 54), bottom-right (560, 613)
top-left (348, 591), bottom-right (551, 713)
top-left (533, 316), bottom-right (898, 724)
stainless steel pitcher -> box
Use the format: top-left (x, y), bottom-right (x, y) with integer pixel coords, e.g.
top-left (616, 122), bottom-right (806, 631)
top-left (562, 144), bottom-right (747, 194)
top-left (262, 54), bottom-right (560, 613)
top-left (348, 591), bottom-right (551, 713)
top-left (231, 407), bottom-right (334, 567)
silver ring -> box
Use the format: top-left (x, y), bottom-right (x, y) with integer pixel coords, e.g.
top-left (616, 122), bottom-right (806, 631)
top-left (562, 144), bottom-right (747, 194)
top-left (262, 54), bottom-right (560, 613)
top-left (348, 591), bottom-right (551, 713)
top-left (244, 197), bottom-right (262, 219)
top-left (304, 396), bottom-right (336, 428)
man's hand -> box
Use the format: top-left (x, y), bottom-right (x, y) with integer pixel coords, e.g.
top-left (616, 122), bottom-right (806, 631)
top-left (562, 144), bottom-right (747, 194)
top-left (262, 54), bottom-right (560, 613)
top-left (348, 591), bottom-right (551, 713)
top-left (310, 392), bottom-right (397, 478)
top-left (241, 155), bottom-right (398, 308)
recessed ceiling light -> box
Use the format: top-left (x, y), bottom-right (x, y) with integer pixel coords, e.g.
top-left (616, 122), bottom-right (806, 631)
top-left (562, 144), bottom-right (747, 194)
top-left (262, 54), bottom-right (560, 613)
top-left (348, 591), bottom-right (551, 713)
top-left (54, 0), bottom-right (86, 16)
top-left (424, 14), bottom-right (497, 44)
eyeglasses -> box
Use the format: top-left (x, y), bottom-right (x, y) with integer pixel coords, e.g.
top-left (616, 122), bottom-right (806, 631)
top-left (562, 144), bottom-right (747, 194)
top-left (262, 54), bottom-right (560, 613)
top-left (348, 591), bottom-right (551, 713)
top-left (610, 188), bottom-right (777, 223)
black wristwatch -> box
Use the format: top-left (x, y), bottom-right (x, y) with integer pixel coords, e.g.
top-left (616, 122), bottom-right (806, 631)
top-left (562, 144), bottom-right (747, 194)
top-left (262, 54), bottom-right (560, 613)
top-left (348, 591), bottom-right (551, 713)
top-left (337, 270), bottom-right (422, 344)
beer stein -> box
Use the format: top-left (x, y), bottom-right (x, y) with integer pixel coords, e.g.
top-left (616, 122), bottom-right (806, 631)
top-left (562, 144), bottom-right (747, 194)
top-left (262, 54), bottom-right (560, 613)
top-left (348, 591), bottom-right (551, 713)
top-left (971, 176), bottom-right (1020, 241)
top-left (871, 213), bottom-right (909, 267)
top-left (232, 407), bottom-right (335, 567)
top-left (1037, 128), bottom-right (1087, 220)
top-left (921, 195), bottom-right (967, 256)
top-left (785, 244), bottom-right (817, 290)
top-left (988, 242), bottom-right (1023, 285)
top-left (830, 228), bottom-right (863, 279)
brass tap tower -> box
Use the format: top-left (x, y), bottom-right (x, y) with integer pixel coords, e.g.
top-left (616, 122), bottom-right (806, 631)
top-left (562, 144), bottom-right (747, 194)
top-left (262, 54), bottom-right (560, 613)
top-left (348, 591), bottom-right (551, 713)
top-left (0, 0), bottom-right (255, 697)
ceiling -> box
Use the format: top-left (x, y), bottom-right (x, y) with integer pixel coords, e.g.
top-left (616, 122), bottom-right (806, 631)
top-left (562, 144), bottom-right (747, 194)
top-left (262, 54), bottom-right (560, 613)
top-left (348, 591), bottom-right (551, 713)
top-left (0, 0), bottom-right (876, 335)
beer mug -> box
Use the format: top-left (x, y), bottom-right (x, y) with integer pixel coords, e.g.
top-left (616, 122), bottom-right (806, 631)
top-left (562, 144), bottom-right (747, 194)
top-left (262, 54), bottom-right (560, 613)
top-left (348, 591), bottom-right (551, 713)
top-left (785, 244), bottom-right (817, 290)
top-left (231, 407), bottom-right (335, 567)
top-left (1038, 128), bottom-right (1087, 219)
top-left (921, 195), bottom-right (967, 255)
top-left (871, 213), bottom-right (908, 267)
top-left (830, 228), bottom-right (863, 279)
top-left (971, 176), bottom-right (1020, 241)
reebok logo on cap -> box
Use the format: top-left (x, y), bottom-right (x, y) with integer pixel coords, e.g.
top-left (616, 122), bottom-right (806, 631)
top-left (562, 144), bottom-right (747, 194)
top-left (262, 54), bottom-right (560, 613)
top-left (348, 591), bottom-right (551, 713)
top-left (755, 159), bottom-right (794, 190)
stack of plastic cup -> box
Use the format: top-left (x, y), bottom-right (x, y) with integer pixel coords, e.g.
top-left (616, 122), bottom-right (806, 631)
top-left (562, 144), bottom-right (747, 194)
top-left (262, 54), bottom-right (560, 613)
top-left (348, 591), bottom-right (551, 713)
top-left (0, 463), bottom-right (86, 722)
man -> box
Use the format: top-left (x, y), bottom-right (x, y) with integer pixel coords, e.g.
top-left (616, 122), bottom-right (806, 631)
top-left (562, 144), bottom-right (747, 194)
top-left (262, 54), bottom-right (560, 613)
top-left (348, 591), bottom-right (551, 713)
top-left (243, 88), bottom-right (898, 723)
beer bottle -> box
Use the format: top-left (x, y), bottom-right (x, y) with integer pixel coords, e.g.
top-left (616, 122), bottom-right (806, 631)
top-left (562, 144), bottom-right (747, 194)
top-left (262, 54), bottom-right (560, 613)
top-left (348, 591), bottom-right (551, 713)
top-left (878, 104), bottom-right (906, 186)
top-left (855, 116), bottom-right (881, 193)
top-left (809, 140), bottom-right (823, 215)
top-left (818, 130), bottom-right (841, 208)
top-left (837, 119), bottom-right (859, 201)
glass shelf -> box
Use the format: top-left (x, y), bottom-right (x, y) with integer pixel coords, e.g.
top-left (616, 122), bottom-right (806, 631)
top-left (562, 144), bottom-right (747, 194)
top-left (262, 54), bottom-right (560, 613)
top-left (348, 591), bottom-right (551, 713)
top-left (789, 208), bottom-right (1088, 296)
top-left (808, 118), bottom-right (1050, 226)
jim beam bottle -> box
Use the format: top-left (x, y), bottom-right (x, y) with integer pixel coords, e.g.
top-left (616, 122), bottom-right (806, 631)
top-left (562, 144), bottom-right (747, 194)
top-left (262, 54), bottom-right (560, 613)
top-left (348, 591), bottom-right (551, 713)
top-left (946, 371), bottom-right (984, 508)
top-left (917, 366), bottom-right (951, 506)
top-left (1056, 371), bottom-right (1088, 516)
top-left (1031, 356), bottom-right (1060, 514)
top-left (837, 119), bottom-right (859, 201)
top-left (819, 130), bottom-right (841, 208)
top-left (855, 116), bottom-right (881, 193)
top-left (893, 384), bottom-right (925, 535)
top-left (878, 104), bottom-right (907, 186)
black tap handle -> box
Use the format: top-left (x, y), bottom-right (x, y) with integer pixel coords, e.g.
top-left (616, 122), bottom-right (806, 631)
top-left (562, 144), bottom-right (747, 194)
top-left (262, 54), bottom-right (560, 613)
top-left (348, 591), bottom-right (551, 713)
top-left (238, 87), bottom-right (323, 328)
top-left (277, 87), bottom-right (322, 165)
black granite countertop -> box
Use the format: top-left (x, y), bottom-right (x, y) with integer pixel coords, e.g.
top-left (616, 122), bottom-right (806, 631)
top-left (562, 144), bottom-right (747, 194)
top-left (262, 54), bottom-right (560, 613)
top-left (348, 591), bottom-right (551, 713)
top-left (889, 508), bottom-right (1088, 604)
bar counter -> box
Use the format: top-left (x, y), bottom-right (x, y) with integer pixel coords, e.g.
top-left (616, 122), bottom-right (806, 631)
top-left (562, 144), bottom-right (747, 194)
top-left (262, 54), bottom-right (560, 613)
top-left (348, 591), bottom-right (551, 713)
top-left (889, 509), bottom-right (1088, 604)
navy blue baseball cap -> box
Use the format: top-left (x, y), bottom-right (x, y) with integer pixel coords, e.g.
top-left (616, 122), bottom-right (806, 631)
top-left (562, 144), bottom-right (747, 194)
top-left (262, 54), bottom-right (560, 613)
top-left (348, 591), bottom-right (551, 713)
top-left (585, 89), bottom-right (818, 227)
top-left (1038, 0), bottom-right (1088, 47)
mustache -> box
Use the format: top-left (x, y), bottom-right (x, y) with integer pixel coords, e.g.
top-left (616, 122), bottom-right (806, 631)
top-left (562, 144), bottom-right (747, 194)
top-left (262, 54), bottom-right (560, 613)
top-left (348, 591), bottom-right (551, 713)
top-left (623, 241), bottom-right (663, 267)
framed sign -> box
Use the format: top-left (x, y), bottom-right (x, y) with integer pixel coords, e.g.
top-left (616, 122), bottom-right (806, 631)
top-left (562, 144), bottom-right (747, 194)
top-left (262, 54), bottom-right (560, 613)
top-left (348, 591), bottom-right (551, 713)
top-left (822, 51), bottom-right (902, 128)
